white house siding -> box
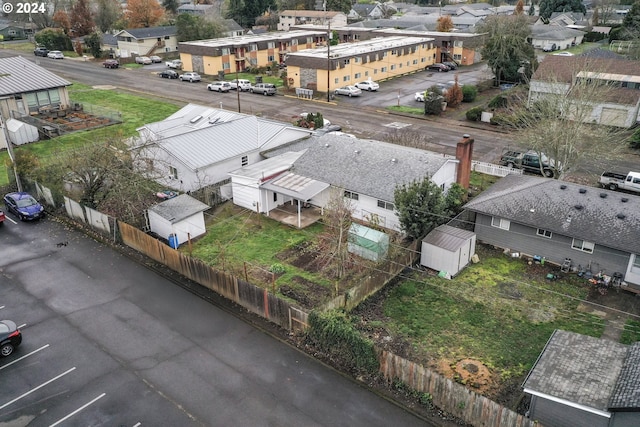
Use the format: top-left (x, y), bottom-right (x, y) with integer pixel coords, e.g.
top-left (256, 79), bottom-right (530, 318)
top-left (432, 161), bottom-right (459, 191)
top-left (148, 211), bottom-right (206, 245)
top-left (626, 255), bottom-right (640, 286)
top-left (230, 175), bottom-right (261, 211)
top-left (119, 37), bottom-right (179, 57)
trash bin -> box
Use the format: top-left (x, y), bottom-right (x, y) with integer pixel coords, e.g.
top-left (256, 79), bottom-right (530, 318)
top-left (168, 233), bottom-right (179, 249)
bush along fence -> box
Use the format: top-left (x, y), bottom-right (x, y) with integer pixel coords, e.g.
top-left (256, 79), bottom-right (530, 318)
top-left (55, 192), bottom-right (538, 427)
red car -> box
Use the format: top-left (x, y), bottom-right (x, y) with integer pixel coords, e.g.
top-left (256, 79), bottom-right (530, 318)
top-left (0, 208), bottom-right (5, 224)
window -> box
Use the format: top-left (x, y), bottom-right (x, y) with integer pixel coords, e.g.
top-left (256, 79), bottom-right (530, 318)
top-left (291, 39), bottom-right (298, 46)
top-left (343, 59), bottom-right (350, 65)
top-left (267, 42), bottom-right (275, 49)
top-left (365, 71), bottom-right (369, 77)
top-left (249, 43), bottom-right (258, 51)
top-left (374, 69), bottom-right (378, 74)
top-left (343, 76), bottom-right (350, 82)
top-left (381, 67), bottom-right (387, 72)
top-left (633, 254), bottom-right (640, 269)
top-left (421, 57), bottom-right (426, 63)
top-left (391, 49), bottom-right (397, 55)
top-left (537, 229), bottom-right (552, 238)
top-left (223, 62), bottom-right (230, 70)
top-left (454, 54), bottom-right (462, 60)
top-left (491, 217), bottom-right (510, 230)
top-left (412, 59), bottom-right (418, 65)
top-left (390, 64), bottom-right (396, 70)
top-left (241, 156), bottom-right (248, 166)
top-left (307, 37), bottom-right (313, 44)
top-left (344, 190), bottom-right (359, 200)
top-left (221, 48), bottom-right (230, 55)
top-left (268, 55), bottom-right (275, 62)
top-left (382, 51), bottom-right (388, 57)
top-left (572, 239), bottom-right (594, 253)
top-left (377, 200), bottom-right (394, 210)
top-left (273, 192), bottom-right (278, 202)
top-left (454, 40), bottom-right (463, 48)
top-left (334, 77), bottom-right (339, 84)
top-left (354, 57), bottom-right (361, 63)
top-left (169, 166), bottom-right (178, 179)
top-left (354, 72), bottom-right (361, 79)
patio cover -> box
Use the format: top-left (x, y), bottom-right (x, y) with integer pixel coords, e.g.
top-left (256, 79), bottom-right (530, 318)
top-left (261, 172), bottom-right (329, 201)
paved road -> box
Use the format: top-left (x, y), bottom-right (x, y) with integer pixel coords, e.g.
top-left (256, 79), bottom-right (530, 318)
top-left (0, 216), bottom-right (433, 426)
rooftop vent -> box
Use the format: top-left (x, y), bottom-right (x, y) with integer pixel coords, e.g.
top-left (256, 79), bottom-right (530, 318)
top-left (600, 193), bottom-right (607, 198)
top-left (622, 197), bottom-right (628, 203)
top-left (617, 213), bottom-right (626, 219)
top-left (325, 143), bottom-right (330, 147)
top-left (391, 158), bottom-right (397, 163)
top-left (560, 185), bottom-right (567, 190)
top-left (579, 188), bottom-right (587, 194)
top-left (354, 150), bottom-right (360, 154)
top-left (566, 215), bottom-right (572, 223)
top-left (574, 205), bottom-right (584, 210)
top-left (190, 115), bottom-right (203, 123)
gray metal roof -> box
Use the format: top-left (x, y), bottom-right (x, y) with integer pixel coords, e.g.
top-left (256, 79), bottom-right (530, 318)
top-left (0, 56), bottom-right (71, 96)
top-left (609, 342), bottom-right (640, 410)
top-left (523, 330), bottom-right (628, 413)
top-left (116, 26), bottom-right (176, 40)
top-left (148, 194), bottom-right (209, 223)
top-left (291, 133), bottom-right (454, 202)
top-left (422, 224), bottom-right (475, 252)
top-left (228, 151), bottom-right (303, 179)
top-left (463, 174), bottom-right (640, 254)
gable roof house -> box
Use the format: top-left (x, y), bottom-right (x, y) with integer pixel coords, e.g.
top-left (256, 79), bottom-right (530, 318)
top-left (348, 3), bottom-right (387, 21)
top-left (129, 104), bottom-right (313, 199)
top-left (463, 174), bottom-right (640, 288)
top-left (240, 133), bottom-right (467, 231)
top-left (523, 329), bottom-right (640, 427)
top-left (530, 24), bottom-right (586, 51)
top-left (0, 56), bottom-right (72, 149)
top-left (115, 26), bottom-right (178, 58)
top-left (528, 56), bottom-right (640, 128)
top-left (278, 10), bottom-right (347, 31)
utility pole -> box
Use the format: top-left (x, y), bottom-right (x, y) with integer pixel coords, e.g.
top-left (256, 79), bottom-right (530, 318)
top-left (0, 114), bottom-right (22, 191)
top-left (325, 2), bottom-right (331, 103)
top-left (236, 61), bottom-right (241, 113)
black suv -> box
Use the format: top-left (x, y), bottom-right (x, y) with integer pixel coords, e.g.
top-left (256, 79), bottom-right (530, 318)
top-left (34, 47), bottom-right (49, 57)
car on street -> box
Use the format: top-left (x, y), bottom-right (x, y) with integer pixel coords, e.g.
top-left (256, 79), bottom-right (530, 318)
top-left (179, 72), bottom-right (201, 82)
top-left (229, 79), bottom-right (252, 91)
top-left (149, 55), bottom-right (162, 63)
top-left (355, 80), bottom-right (380, 91)
top-left (0, 320), bottom-right (22, 357)
top-left (426, 63), bottom-right (450, 72)
top-left (415, 91), bottom-right (427, 102)
top-left (251, 83), bottom-right (277, 95)
top-left (334, 85), bottom-right (362, 97)
top-left (47, 50), bottom-right (64, 59)
top-left (166, 59), bottom-right (183, 69)
top-left (553, 52), bottom-right (574, 56)
top-left (158, 69), bottom-right (179, 79)
top-left (443, 61), bottom-right (458, 70)
top-left (0, 208), bottom-right (5, 224)
top-left (135, 56), bottom-right (152, 65)
top-left (103, 59), bottom-right (119, 68)
top-left (3, 192), bottom-right (45, 221)
top-left (34, 47), bottom-right (49, 57)
top-left (207, 81), bottom-right (231, 92)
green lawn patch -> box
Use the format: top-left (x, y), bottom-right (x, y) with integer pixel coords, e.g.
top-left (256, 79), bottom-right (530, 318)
top-left (621, 319), bottom-right (640, 344)
top-left (387, 105), bottom-right (424, 115)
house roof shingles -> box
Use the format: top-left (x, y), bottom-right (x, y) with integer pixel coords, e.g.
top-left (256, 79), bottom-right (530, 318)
top-left (0, 56), bottom-right (71, 96)
top-left (148, 193), bottom-right (209, 223)
top-left (609, 342), bottom-right (640, 410)
top-left (118, 26), bottom-right (176, 39)
top-left (463, 174), bottom-right (640, 254)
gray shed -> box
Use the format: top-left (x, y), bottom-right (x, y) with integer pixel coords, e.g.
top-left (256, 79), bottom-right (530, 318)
top-left (420, 225), bottom-right (476, 277)
top-left (147, 194), bottom-right (209, 247)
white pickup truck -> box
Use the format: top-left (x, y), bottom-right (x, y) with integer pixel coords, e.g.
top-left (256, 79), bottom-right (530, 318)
top-left (165, 59), bottom-right (183, 69)
top-left (599, 171), bottom-right (640, 193)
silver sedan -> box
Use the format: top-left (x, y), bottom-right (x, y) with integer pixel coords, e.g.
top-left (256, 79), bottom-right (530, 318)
top-left (334, 85), bottom-right (362, 97)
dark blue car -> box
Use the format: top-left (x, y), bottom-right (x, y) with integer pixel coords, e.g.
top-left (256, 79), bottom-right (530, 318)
top-left (3, 192), bottom-right (45, 221)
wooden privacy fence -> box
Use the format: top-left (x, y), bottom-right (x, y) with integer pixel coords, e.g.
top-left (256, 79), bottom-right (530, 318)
top-left (118, 222), bottom-right (308, 331)
top-left (379, 351), bottom-right (541, 427)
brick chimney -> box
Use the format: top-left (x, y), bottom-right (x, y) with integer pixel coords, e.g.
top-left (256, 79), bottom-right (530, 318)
top-left (455, 134), bottom-right (474, 189)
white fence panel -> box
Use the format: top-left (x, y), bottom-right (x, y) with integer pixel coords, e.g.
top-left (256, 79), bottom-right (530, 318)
top-left (85, 206), bottom-right (111, 234)
top-left (471, 161), bottom-right (523, 177)
top-left (64, 196), bottom-right (87, 222)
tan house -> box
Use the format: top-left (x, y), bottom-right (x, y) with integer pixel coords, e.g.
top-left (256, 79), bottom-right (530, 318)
top-left (178, 30), bottom-right (326, 74)
top-left (115, 26), bottom-right (178, 58)
top-left (285, 36), bottom-right (436, 93)
top-left (278, 10), bottom-right (347, 31)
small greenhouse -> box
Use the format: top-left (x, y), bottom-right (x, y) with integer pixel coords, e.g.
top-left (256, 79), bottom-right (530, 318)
top-left (348, 223), bottom-right (389, 262)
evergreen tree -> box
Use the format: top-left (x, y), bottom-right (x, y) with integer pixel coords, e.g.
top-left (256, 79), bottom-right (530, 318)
top-left (96, 0), bottom-right (124, 32)
top-left (394, 177), bottom-right (446, 240)
top-left (538, 0), bottom-right (586, 20)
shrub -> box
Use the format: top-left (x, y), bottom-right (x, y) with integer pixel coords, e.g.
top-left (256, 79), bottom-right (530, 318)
top-left (466, 106), bottom-right (483, 121)
top-left (461, 85), bottom-right (478, 102)
top-left (269, 263), bottom-right (286, 274)
top-left (488, 94), bottom-right (508, 109)
top-left (629, 127), bottom-right (640, 149)
top-left (424, 92), bottom-right (445, 115)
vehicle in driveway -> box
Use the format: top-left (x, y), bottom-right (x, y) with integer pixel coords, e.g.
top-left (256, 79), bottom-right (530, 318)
top-left (207, 81), bottom-right (231, 92)
top-left (334, 85), bottom-right (362, 97)
top-left (149, 55), bottom-right (162, 63)
top-left (179, 72), bottom-right (201, 82)
top-left (229, 79), bottom-right (252, 91)
top-left (3, 192), bottom-right (45, 221)
top-left (135, 56), bottom-right (152, 65)
top-left (355, 80), bottom-right (379, 91)
top-left (426, 63), bottom-right (450, 72)
top-left (158, 69), bottom-right (178, 79)
top-left (166, 59), bottom-right (183, 69)
top-left (47, 50), bottom-right (64, 59)
top-left (103, 59), bottom-right (119, 68)
top-left (415, 91), bottom-right (427, 102)
top-left (34, 47), bottom-right (48, 57)
top-left (0, 320), bottom-right (21, 357)
top-left (251, 83), bottom-right (277, 95)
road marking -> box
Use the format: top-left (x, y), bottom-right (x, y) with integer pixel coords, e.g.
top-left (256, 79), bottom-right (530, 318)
top-left (49, 393), bottom-right (106, 427)
top-left (0, 344), bottom-right (50, 371)
top-left (0, 306), bottom-right (4, 309)
top-left (0, 367), bottom-right (76, 410)
top-left (18, 323), bottom-right (26, 329)
top-left (4, 216), bottom-right (17, 225)
top-left (133, 423), bottom-right (141, 427)
top-left (384, 121), bottom-right (412, 129)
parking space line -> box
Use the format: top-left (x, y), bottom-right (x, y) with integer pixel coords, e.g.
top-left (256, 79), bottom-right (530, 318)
top-left (18, 323), bottom-right (26, 329)
top-left (0, 367), bottom-right (76, 410)
top-left (132, 423), bottom-right (141, 427)
top-left (0, 344), bottom-right (50, 371)
top-left (3, 216), bottom-right (17, 225)
top-left (0, 306), bottom-right (5, 309)
top-left (49, 393), bottom-right (106, 427)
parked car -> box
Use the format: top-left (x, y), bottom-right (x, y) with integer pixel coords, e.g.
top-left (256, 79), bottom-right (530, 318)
top-left (229, 79), bottom-right (252, 91)
top-left (499, 150), bottom-right (556, 177)
top-left (103, 59), bottom-right (119, 69)
top-left (157, 70), bottom-right (178, 79)
top-left (47, 50), bottom-right (64, 59)
top-left (207, 81), bottom-right (231, 92)
top-left (166, 59), bottom-right (183, 69)
top-left (149, 55), bottom-right (162, 63)
top-left (355, 80), bottom-right (380, 91)
top-left (3, 192), bottom-right (45, 221)
top-left (599, 171), bottom-right (640, 193)
top-left (179, 72), bottom-right (201, 83)
top-left (0, 208), bottom-right (5, 224)
top-left (415, 91), bottom-right (427, 102)
top-left (34, 47), bottom-right (49, 57)
top-left (334, 86), bottom-right (362, 97)
top-left (442, 61), bottom-right (458, 70)
top-left (542, 43), bottom-right (557, 52)
top-left (135, 56), bottom-right (152, 65)
top-left (426, 63), bottom-right (450, 72)
top-left (251, 83), bottom-right (277, 95)
top-left (0, 320), bottom-right (22, 357)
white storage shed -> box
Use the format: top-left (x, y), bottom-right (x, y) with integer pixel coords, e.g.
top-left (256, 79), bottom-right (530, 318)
top-left (147, 194), bottom-right (209, 247)
top-left (420, 225), bottom-right (476, 277)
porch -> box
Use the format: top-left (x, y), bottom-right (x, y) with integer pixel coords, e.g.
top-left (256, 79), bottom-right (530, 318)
top-left (266, 201), bottom-right (323, 229)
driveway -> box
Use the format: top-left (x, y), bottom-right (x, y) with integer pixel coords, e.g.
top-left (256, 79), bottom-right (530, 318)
top-left (0, 217), bottom-right (431, 426)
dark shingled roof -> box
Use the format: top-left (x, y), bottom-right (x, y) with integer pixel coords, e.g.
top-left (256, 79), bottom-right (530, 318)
top-left (119, 26), bottom-right (176, 39)
top-left (0, 56), bottom-right (71, 96)
top-left (148, 194), bottom-right (209, 223)
top-left (609, 342), bottom-right (640, 411)
top-left (463, 174), bottom-right (640, 254)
